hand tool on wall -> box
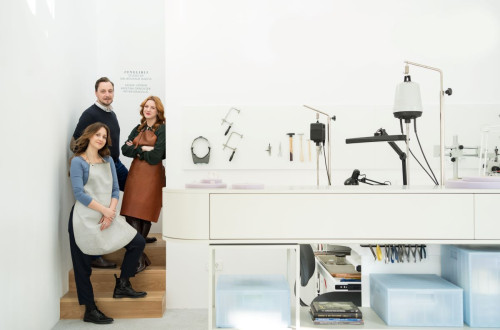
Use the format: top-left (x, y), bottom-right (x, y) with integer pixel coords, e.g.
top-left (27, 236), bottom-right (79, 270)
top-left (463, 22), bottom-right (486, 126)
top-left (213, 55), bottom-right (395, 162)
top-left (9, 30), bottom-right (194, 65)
top-left (265, 143), bottom-right (272, 156)
top-left (287, 133), bottom-right (295, 161)
top-left (191, 136), bottom-right (211, 164)
top-left (278, 142), bottom-right (282, 157)
top-left (307, 139), bottom-right (311, 162)
top-left (298, 133), bottom-right (304, 162)
top-left (222, 131), bottom-right (243, 161)
top-left (221, 107), bottom-right (240, 136)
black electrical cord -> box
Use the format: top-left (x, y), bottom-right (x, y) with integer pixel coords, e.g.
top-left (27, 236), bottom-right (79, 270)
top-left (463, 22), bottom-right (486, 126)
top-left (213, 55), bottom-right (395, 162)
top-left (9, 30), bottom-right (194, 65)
top-left (414, 119), bottom-right (438, 185)
top-left (409, 150), bottom-right (438, 185)
top-left (322, 142), bottom-right (331, 185)
top-left (399, 119), bottom-right (439, 185)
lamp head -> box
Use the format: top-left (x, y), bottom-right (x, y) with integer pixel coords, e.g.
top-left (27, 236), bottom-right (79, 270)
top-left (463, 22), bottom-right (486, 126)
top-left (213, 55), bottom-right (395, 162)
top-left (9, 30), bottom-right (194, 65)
top-left (393, 75), bottom-right (423, 121)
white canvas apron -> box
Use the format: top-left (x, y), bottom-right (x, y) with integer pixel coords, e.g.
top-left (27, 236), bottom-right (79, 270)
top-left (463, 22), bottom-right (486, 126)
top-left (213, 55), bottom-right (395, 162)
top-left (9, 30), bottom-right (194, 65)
top-left (73, 161), bottom-right (136, 255)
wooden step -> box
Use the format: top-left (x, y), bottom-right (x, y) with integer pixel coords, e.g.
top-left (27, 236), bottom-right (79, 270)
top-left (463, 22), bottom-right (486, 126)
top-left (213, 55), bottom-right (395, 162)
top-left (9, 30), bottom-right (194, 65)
top-left (68, 266), bottom-right (165, 292)
top-left (61, 232), bottom-right (166, 320)
top-left (60, 291), bottom-right (165, 319)
top-left (104, 233), bottom-right (165, 267)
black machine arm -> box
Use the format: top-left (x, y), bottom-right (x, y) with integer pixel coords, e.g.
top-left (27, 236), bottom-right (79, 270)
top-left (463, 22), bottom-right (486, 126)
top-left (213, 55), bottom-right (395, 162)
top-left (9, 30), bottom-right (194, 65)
top-left (344, 169), bottom-right (389, 186)
top-left (375, 128), bottom-right (407, 185)
top-left (345, 128), bottom-right (407, 185)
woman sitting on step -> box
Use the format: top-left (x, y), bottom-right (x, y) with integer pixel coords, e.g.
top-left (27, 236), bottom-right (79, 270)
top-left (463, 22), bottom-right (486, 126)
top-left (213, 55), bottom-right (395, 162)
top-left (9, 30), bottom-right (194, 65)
top-left (69, 122), bottom-right (147, 325)
top-left (121, 95), bottom-right (166, 273)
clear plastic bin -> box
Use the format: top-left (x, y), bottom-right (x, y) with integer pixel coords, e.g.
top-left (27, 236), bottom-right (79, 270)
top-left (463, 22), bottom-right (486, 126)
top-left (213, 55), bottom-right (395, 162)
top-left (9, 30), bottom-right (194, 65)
top-left (441, 245), bottom-right (500, 327)
top-left (370, 274), bottom-right (463, 327)
top-left (216, 274), bottom-right (290, 328)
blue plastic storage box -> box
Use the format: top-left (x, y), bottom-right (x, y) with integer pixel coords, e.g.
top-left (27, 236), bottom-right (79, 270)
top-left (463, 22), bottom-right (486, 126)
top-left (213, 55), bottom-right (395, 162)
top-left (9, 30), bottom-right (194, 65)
top-left (216, 274), bottom-right (291, 328)
top-left (370, 274), bottom-right (463, 327)
top-left (441, 245), bottom-right (500, 327)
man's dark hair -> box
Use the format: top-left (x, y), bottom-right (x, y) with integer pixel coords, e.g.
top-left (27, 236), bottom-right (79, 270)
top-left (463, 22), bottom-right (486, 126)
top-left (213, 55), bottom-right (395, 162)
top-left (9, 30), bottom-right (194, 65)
top-left (95, 77), bottom-right (114, 91)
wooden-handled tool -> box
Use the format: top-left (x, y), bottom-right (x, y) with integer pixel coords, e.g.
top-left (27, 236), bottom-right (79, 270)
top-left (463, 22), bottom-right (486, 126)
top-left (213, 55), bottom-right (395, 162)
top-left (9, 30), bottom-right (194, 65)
top-left (287, 133), bottom-right (295, 161)
top-left (307, 139), bottom-right (311, 162)
top-left (298, 133), bottom-right (304, 162)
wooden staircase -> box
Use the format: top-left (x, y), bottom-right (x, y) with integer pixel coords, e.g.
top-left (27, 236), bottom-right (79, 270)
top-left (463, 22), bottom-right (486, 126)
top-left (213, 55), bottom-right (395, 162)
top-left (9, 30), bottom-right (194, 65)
top-left (60, 233), bottom-right (166, 319)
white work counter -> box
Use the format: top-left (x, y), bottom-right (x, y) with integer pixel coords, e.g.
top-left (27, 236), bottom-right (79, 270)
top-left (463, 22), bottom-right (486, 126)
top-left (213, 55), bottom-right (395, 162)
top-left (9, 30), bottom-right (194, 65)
top-left (162, 186), bottom-right (500, 329)
top-left (163, 185), bottom-right (500, 243)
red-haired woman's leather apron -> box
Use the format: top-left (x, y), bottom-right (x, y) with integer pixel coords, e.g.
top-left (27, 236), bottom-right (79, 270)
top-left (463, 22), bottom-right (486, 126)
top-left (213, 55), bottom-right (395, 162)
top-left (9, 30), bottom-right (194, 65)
top-left (120, 130), bottom-right (165, 222)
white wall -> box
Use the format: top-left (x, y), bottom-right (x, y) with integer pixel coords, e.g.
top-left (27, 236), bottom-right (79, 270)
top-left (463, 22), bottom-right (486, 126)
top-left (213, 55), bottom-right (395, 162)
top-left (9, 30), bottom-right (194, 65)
top-left (93, 0), bottom-right (166, 233)
top-left (165, 0), bottom-right (500, 308)
top-left (0, 1), bottom-right (98, 329)
top-left (1, 0), bottom-right (499, 321)
top-left (0, 1), bottom-right (164, 329)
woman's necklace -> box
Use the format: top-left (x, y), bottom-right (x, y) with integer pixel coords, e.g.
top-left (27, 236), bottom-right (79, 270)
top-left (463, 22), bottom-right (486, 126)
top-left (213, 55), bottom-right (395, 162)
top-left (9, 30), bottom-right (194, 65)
top-left (85, 151), bottom-right (99, 165)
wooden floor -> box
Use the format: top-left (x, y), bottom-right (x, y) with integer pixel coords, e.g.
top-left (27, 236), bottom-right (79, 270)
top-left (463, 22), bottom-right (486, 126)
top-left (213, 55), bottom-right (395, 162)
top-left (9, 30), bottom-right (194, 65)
top-left (60, 233), bottom-right (166, 319)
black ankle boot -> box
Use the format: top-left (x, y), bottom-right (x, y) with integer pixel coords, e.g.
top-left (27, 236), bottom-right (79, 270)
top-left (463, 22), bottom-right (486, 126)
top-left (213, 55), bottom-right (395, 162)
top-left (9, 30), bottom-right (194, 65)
top-left (113, 274), bottom-right (147, 298)
top-left (136, 253), bottom-right (150, 274)
top-left (83, 304), bottom-right (113, 324)
top-left (141, 220), bottom-right (157, 243)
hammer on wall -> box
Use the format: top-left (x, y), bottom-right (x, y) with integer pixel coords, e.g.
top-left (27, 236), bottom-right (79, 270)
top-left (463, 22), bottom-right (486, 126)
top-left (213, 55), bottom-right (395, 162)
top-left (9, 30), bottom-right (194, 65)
top-left (287, 133), bottom-right (295, 161)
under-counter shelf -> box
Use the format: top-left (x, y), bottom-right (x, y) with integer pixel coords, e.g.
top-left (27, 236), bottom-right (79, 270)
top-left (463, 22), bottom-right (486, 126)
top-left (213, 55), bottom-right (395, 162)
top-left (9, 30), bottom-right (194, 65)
top-left (299, 307), bottom-right (484, 329)
top-left (210, 307), bottom-right (485, 329)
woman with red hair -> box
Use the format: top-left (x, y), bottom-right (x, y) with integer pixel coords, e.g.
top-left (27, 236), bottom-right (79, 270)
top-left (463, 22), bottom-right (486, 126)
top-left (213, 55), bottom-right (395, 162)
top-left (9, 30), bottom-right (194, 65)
top-left (121, 96), bottom-right (166, 273)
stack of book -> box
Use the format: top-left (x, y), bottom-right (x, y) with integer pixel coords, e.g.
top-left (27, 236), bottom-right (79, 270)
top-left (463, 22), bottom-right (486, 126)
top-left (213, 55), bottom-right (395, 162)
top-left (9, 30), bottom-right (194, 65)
top-left (310, 301), bottom-right (363, 325)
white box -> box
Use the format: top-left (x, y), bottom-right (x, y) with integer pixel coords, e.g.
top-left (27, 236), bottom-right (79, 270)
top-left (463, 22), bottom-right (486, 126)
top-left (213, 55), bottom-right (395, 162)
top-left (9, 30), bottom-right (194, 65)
top-left (370, 274), bottom-right (463, 327)
top-left (216, 274), bottom-right (290, 328)
top-left (441, 245), bottom-right (500, 327)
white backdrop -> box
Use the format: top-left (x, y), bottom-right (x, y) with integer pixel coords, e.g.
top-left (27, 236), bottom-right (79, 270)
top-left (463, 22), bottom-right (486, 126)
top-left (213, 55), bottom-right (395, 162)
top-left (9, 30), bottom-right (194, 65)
top-left (165, 0), bottom-right (500, 308)
top-left (0, 1), bottom-right (165, 329)
top-left (2, 0), bottom-right (500, 323)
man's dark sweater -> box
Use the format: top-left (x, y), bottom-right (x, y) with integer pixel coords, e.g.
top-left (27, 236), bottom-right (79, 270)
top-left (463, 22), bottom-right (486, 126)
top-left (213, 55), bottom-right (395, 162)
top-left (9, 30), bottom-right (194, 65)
top-left (73, 104), bottom-right (121, 162)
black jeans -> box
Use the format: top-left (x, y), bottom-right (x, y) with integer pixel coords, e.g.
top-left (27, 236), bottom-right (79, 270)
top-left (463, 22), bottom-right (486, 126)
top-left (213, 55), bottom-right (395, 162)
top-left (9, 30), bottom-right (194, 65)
top-left (115, 158), bottom-right (128, 192)
top-left (68, 206), bottom-right (145, 305)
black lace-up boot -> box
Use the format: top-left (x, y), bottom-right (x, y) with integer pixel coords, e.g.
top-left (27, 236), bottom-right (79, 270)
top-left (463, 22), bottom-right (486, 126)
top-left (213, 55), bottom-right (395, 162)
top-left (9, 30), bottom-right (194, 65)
top-left (83, 304), bottom-right (113, 324)
top-left (112, 274), bottom-right (147, 298)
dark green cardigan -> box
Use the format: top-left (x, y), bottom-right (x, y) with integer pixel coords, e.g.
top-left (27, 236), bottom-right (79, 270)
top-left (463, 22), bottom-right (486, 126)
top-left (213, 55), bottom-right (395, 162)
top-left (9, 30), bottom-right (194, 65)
top-left (121, 124), bottom-right (165, 165)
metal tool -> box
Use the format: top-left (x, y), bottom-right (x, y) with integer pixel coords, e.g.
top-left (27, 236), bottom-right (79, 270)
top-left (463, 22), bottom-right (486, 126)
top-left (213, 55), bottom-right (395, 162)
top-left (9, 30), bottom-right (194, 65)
top-left (362, 244), bottom-right (426, 263)
top-left (265, 143), bottom-right (272, 156)
top-left (278, 142), bottom-right (282, 157)
top-left (445, 135), bottom-right (479, 179)
top-left (307, 139), bottom-right (311, 162)
top-left (304, 105), bottom-right (336, 185)
top-left (287, 133), bottom-right (295, 161)
top-left (405, 245), bottom-right (411, 262)
top-left (221, 107), bottom-right (240, 136)
top-left (298, 133), bottom-right (304, 162)
top-left (376, 244), bottom-right (382, 261)
top-left (419, 245), bottom-right (427, 261)
top-left (411, 245), bottom-right (417, 263)
top-left (222, 131), bottom-right (243, 161)
top-left (191, 136), bottom-right (211, 164)
top-left (368, 245), bottom-right (377, 261)
top-left (479, 124), bottom-right (500, 175)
